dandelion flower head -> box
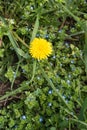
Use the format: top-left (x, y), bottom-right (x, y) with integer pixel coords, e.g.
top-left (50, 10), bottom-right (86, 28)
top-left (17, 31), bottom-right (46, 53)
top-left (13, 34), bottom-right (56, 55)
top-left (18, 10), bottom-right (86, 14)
top-left (29, 38), bottom-right (53, 60)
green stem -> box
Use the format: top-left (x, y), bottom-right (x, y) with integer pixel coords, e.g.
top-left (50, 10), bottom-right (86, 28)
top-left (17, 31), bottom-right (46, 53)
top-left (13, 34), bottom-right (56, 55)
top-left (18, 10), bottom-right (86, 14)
top-left (67, 31), bottom-right (84, 37)
top-left (71, 118), bottom-right (87, 127)
top-left (39, 63), bottom-right (71, 111)
top-left (11, 59), bottom-right (22, 90)
top-left (27, 60), bottom-right (37, 84)
top-left (13, 31), bottom-right (29, 48)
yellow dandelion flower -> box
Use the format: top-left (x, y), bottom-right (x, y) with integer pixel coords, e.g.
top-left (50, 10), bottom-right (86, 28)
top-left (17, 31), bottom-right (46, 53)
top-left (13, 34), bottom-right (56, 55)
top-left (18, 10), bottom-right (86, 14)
top-left (29, 38), bottom-right (53, 60)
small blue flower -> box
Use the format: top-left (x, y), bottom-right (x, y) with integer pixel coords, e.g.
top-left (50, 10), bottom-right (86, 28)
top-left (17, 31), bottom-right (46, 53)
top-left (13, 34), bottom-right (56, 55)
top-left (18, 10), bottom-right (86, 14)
top-left (22, 115), bottom-right (26, 120)
top-left (39, 117), bottom-right (43, 122)
top-left (48, 90), bottom-right (52, 94)
top-left (80, 52), bottom-right (83, 57)
top-left (13, 72), bottom-right (16, 78)
top-left (68, 74), bottom-right (71, 78)
top-left (25, 27), bottom-right (28, 31)
top-left (22, 69), bottom-right (25, 73)
top-left (65, 42), bottom-right (69, 48)
top-left (37, 76), bottom-right (40, 80)
top-left (48, 102), bottom-right (52, 107)
top-left (67, 80), bottom-right (71, 84)
top-left (45, 34), bottom-right (49, 38)
top-left (30, 6), bottom-right (34, 10)
top-left (50, 62), bottom-right (53, 66)
top-left (36, 33), bottom-right (40, 37)
top-left (53, 55), bottom-right (56, 59)
top-left (14, 125), bottom-right (18, 128)
top-left (58, 29), bottom-right (62, 33)
top-left (28, 28), bottom-right (31, 31)
top-left (60, 63), bottom-right (62, 67)
top-left (10, 47), bottom-right (14, 50)
top-left (65, 117), bottom-right (69, 121)
top-left (26, 82), bottom-right (29, 85)
top-left (65, 99), bottom-right (69, 103)
top-left (62, 95), bottom-right (66, 99)
top-left (73, 54), bottom-right (76, 58)
top-left (71, 67), bottom-right (75, 71)
top-left (70, 60), bottom-right (74, 64)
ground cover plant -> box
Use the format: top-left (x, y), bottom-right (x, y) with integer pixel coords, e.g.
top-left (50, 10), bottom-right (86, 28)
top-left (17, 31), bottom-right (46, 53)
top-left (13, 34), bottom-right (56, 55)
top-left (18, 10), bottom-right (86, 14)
top-left (0, 0), bottom-right (87, 129)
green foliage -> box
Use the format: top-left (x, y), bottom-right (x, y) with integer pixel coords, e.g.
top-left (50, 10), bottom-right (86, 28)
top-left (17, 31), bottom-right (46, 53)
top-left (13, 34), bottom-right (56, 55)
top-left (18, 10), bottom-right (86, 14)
top-left (5, 66), bottom-right (15, 82)
top-left (0, 0), bottom-right (87, 130)
top-left (0, 48), bottom-right (4, 57)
